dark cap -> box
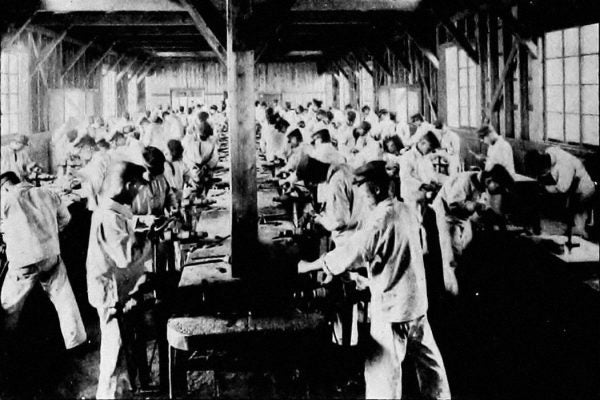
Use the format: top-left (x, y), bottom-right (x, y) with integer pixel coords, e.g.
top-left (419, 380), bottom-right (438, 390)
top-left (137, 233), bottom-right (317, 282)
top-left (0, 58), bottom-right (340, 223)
top-left (353, 160), bottom-right (389, 186)
top-left (476, 124), bottom-right (493, 137)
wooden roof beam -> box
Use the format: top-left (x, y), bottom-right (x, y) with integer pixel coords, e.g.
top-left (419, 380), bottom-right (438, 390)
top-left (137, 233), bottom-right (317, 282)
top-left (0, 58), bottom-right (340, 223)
top-left (107, 53), bottom-right (127, 73)
top-left (499, 10), bottom-right (538, 59)
top-left (30, 29), bottom-right (69, 78)
top-left (61, 37), bottom-right (96, 78)
top-left (254, 0), bottom-right (297, 64)
top-left (85, 42), bottom-right (116, 80)
top-left (364, 46), bottom-right (393, 78)
top-left (115, 58), bottom-right (138, 82)
top-left (350, 51), bottom-right (374, 77)
top-left (400, 25), bottom-right (440, 69)
top-left (489, 39), bottom-right (519, 114)
top-left (1, 16), bottom-right (33, 49)
top-left (179, 0), bottom-right (226, 66)
top-left (440, 16), bottom-right (479, 63)
top-left (33, 11), bottom-right (193, 26)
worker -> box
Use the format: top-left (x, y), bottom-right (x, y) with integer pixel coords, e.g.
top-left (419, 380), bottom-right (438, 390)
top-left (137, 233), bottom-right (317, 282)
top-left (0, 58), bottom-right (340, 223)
top-left (280, 128), bottom-right (313, 174)
top-left (376, 109), bottom-right (397, 140)
top-left (298, 161), bottom-right (450, 400)
top-left (432, 164), bottom-right (514, 295)
top-left (400, 113), bottom-right (435, 148)
top-left (399, 131), bottom-right (441, 207)
top-left (350, 121), bottom-right (383, 169)
top-left (86, 161), bottom-right (153, 399)
top-left (183, 121), bottom-right (219, 198)
top-left (0, 171), bottom-right (87, 350)
top-left (335, 110), bottom-right (358, 158)
top-left (311, 129), bottom-right (346, 165)
top-left (474, 124), bottom-right (515, 176)
top-left (77, 138), bottom-right (113, 211)
top-left (132, 147), bottom-right (176, 216)
top-left (164, 139), bottom-right (190, 201)
top-left (361, 105), bottom-right (379, 132)
top-left (382, 135), bottom-right (404, 200)
top-left (434, 119), bottom-right (462, 176)
top-left (1, 134), bottom-right (36, 180)
top-left (142, 114), bottom-right (167, 154)
top-left (525, 147), bottom-right (596, 237)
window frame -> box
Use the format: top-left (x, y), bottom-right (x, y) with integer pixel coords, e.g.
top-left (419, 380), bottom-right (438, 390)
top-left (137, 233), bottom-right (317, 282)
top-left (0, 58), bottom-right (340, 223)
top-left (1, 50), bottom-right (22, 137)
top-left (443, 43), bottom-right (480, 130)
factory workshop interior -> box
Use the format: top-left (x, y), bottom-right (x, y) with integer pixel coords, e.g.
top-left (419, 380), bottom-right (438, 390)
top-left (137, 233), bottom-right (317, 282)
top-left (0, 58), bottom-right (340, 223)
top-left (0, 0), bottom-right (599, 399)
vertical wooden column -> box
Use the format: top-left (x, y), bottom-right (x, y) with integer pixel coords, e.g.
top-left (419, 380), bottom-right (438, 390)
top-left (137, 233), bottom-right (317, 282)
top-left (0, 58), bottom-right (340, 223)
top-left (227, 0), bottom-right (257, 278)
top-left (502, 25), bottom-right (515, 137)
top-left (488, 14), bottom-right (500, 130)
top-left (518, 44), bottom-right (530, 140)
top-left (477, 12), bottom-right (489, 124)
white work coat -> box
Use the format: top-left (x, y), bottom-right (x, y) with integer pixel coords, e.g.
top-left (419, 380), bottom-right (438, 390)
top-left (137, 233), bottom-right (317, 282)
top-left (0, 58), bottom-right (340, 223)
top-left (323, 198), bottom-right (428, 323)
top-left (399, 147), bottom-right (437, 205)
top-left (86, 199), bottom-right (150, 309)
top-left (1, 183), bottom-right (71, 268)
top-left (439, 129), bottom-right (462, 175)
top-left (1, 146), bottom-right (33, 179)
top-left (545, 146), bottom-right (595, 200)
top-left (485, 136), bottom-right (515, 176)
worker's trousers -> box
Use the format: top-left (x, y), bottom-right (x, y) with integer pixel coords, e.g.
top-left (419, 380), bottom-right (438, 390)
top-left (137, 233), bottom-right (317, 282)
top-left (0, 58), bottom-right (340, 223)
top-left (1, 255), bottom-right (86, 349)
top-left (96, 306), bottom-right (133, 399)
top-left (365, 314), bottom-right (451, 400)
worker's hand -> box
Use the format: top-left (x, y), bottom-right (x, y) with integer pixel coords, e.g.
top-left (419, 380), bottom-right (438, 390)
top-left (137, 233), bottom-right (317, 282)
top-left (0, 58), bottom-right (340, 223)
top-left (298, 259), bottom-right (322, 274)
top-left (443, 263), bottom-right (459, 296)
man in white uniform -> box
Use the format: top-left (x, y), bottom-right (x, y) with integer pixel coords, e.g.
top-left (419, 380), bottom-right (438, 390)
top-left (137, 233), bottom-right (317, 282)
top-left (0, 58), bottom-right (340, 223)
top-left (298, 161), bottom-right (450, 400)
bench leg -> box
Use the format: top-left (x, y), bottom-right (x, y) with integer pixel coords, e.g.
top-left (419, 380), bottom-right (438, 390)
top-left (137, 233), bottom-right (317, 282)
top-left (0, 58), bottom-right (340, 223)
top-left (169, 347), bottom-right (187, 399)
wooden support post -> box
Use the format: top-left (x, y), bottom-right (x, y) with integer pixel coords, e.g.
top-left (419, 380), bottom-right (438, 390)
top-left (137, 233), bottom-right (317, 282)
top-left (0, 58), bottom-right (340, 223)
top-left (518, 43), bottom-right (530, 140)
top-left (227, 0), bottom-right (257, 279)
top-left (181, 0), bottom-right (227, 66)
top-left (85, 43), bottom-right (116, 81)
top-left (441, 17), bottom-right (479, 63)
top-left (116, 58), bottom-right (137, 82)
top-left (61, 38), bottom-right (96, 79)
top-left (351, 51), bottom-right (374, 77)
top-left (500, 10), bottom-right (538, 59)
top-left (488, 40), bottom-right (518, 118)
top-left (488, 14), bottom-right (500, 130)
top-left (136, 64), bottom-right (155, 84)
top-left (502, 28), bottom-right (515, 137)
top-left (332, 60), bottom-right (350, 80)
top-left (30, 29), bottom-right (69, 78)
top-left (403, 28), bottom-right (440, 69)
top-left (132, 59), bottom-right (150, 77)
top-left (1, 17), bottom-right (33, 49)
top-left (365, 47), bottom-right (393, 78)
top-left (108, 54), bottom-right (127, 73)
top-left (476, 13), bottom-right (488, 124)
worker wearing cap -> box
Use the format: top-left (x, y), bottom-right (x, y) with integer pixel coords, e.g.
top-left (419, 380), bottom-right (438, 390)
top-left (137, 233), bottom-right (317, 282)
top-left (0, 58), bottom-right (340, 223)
top-left (0, 171), bottom-right (87, 350)
top-left (311, 129), bottom-right (347, 166)
top-left (183, 120), bottom-right (219, 197)
top-left (86, 161), bottom-right (153, 399)
top-left (298, 160), bottom-right (450, 400)
top-left (1, 134), bottom-right (36, 180)
top-left (401, 113), bottom-right (435, 148)
top-left (474, 124), bottom-right (515, 176)
top-left (432, 165), bottom-right (514, 295)
top-left (399, 131), bottom-right (441, 207)
top-left (525, 147), bottom-right (596, 237)
top-left (434, 119), bottom-right (462, 176)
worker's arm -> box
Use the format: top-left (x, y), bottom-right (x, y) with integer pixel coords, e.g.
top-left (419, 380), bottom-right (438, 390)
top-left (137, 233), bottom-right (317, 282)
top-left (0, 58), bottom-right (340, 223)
top-left (317, 179), bottom-right (352, 233)
top-left (299, 221), bottom-right (379, 275)
top-left (399, 153), bottom-right (427, 195)
top-left (53, 193), bottom-right (72, 231)
top-left (100, 215), bottom-right (151, 269)
top-left (545, 162), bottom-right (575, 194)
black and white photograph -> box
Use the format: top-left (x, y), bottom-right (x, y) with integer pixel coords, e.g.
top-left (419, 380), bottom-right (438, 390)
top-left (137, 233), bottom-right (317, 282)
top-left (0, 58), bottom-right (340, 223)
top-left (0, 0), bottom-right (598, 398)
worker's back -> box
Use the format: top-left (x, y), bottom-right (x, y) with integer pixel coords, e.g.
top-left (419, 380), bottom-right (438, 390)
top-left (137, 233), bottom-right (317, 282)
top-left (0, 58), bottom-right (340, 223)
top-left (1, 183), bottom-right (68, 267)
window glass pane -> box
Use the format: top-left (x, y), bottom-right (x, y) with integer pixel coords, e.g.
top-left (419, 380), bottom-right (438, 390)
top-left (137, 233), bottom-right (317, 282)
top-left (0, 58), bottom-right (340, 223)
top-left (546, 112), bottom-right (564, 140)
top-left (459, 88), bottom-right (469, 107)
top-left (9, 76), bottom-right (18, 93)
top-left (459, 68), bottom-right (468, 86)
top-left (445, 46), bottom-right (459, 127)
top-left (563, 28), bottom-right (579, 57)
top-left (1, 116), bottom-right (8, 136)
top-left (581, 55), bottom-right (599, 84)
top-left (458, 49), bottom-right (467, 67)
top-left (0, 73), bottom-right (8, 93)
top-left (565, 114), bottom-right (580, 143)
top-left (9, 114), bottom-right (18, 134)
top-left (0, 52), bottom-right (8, 71)
top-left (0, 94), bottom-right (7, 113)
top-left (580, 23), bottom-right (599, 54)
top-left (9, 94), bottom-right (18, 113)
top-left (546, 86), bottom-right (564, 112)
top-left (460, 107), bottom-right (469, 126)
top-left (582, 85), bottom-right (599, 115)
top-left (545, 30), bottom-right (563, 58)
top-left (565, 85), bottom-right (580, 113)
top-left (564, 57), bottom-right (579, 84)
top-left (9, 54), bottom-right (18, 73)
top-left (545, 59), bottom-right (563, 85)
top-left (582, 115), bottom-right (599, 145)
